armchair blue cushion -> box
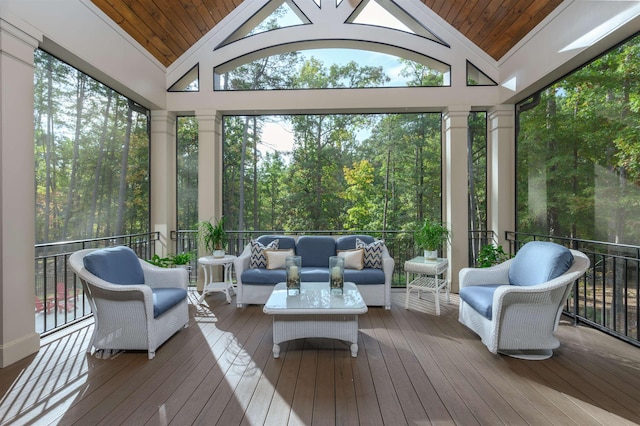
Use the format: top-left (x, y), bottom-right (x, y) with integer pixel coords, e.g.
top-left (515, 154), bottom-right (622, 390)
top-left (152, 288), bottom-right (188, 318)
top-left (83, 246), bottom-right (145, 285)
top-left (459, 284), bottom-right (502, 319)
top-left (508, 241), bottom-right (573, 286)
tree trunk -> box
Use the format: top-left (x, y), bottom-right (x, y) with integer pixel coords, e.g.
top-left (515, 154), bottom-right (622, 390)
top-left (44, 54), bottom-right (54, 242)
top-left (252, 116), bottom-right (259, 230)
top-left (314, 116), bottom-right (323, 229)
top-left (239, 116), bottom-right (250, 232)
top-left (116, 100), bottom-right (133, 235)
top-left (87, 89), bottom-right (113, 236)
top-left (62, 72), bottom-right (86, 239)
top-left (468, 123), bottom-right (477, 257)
top-left (383, 148), bottom-right (391, 233)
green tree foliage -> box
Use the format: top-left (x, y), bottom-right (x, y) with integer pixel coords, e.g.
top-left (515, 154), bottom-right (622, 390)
top-left (220, 56), bottom-right (471, 234)
top-left (34, 50), bottom-right (150, 243)
top-left (342, 160), bottom-right (377, 230)
top-left (517, 34), bottom-right (640, 244)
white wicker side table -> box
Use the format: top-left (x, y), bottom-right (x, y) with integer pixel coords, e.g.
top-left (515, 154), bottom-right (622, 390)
top-left (263, 282), bottom-right (368, 358)
top-left (404, 256), bottom-right (449, 315)
top-left (198, 255), bottom-right (236, 304)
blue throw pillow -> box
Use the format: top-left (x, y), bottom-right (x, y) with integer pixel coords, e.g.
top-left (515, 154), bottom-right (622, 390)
top-left (508, 241), bottom-right (573, 286)
top-left (83, 246), bottom-right (145, 285)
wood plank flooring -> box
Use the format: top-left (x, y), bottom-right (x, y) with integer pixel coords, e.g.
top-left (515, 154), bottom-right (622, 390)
top-left (2, 288), bottom-right (640, 425)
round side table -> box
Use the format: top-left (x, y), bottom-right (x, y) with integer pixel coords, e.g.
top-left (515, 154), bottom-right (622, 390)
top-left (198, 255), bottom-right (236, 304)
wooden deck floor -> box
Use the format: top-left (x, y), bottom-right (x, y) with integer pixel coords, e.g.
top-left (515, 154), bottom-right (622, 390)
top-left (2, 289), bottom-right (640, 425)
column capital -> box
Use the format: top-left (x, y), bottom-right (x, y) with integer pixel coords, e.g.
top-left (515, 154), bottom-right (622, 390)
top-left (443, 105), bottom-right (471, 119)
top-left (150, 109), bottom-right (177, 122)
top-left (0, 18), bottom-right (41, 65)
top-left (488, 104), bottom-right (515, 122)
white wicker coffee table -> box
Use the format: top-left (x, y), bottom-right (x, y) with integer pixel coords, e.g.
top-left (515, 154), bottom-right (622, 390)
top-left (263, 281), bottom-right (368, 358)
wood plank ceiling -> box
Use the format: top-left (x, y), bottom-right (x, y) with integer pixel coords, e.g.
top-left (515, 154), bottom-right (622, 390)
top-left (91, 0), bottom-right (563, 67)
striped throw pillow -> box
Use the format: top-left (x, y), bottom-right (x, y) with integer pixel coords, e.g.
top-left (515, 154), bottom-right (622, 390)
top-left (249, 239), bottom-right (279, 269)
top-left (356, 238), bottom-right (384, 269)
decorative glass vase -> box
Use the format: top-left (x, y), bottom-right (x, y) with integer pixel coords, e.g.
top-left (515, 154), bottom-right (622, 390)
top-left (329, 256), bottom-right (344, 294)
top-left (286, 256), bottom-right (301, 295)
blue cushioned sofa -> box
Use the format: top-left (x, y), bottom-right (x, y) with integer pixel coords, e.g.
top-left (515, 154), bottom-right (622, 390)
top-left (233, 235), bottom-right (394, 309)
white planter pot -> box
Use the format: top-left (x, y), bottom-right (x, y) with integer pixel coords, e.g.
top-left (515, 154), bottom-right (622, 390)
top-left (424, 250), bottom-right (438, 260)
top-left (213, 249), bottom-right (226, 258)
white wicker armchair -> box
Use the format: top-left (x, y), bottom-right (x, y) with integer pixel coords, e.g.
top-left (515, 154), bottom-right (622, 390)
top-left (458, 242), bottom-right (589, 360)
top-left (69, 247), bottom-right (189, 359)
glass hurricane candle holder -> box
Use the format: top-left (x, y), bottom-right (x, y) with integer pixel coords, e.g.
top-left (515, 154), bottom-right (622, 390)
top-left (286, 255), bottom-right (301, 295)
top-left (329, 256), bottom-right (344, 294)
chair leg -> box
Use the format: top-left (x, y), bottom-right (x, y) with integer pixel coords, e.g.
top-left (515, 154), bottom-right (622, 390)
top-left (498, 349), bottom-right (554, 360)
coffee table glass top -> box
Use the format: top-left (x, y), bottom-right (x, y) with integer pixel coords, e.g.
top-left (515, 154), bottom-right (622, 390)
top-left (263, 282), bottom-right (367, 314)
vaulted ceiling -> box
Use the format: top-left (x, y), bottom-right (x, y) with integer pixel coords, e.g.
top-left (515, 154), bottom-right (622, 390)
top-left (91, 0), bottom-right (563, 67)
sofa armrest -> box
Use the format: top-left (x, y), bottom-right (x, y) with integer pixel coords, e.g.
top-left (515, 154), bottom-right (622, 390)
top-left (381, 246), bottom-right (394, 309)
top-left (381, 246), bottom-right (394, 284)
top-left (233, 244), bottom-right (251, 287)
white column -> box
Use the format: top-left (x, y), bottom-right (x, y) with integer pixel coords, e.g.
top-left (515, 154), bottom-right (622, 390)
top-left (487, 105), bottom-right (516, 246)
top-left (443, 107), bottom-right (470, 293)
top-left (0, 19), bottom-right (41, 367)
top-left (150, 110), bottom-right (177, 257)
top-left (195, 111), bottom-right (223, 289)
top-left (196, 110), bottom-right (222, 227)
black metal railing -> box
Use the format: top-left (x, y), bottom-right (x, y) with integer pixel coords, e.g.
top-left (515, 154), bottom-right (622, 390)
top-left (468, 229), bottom-right (499, 267)
top-left (35, 228), bottom-right (638, 348)
top-left (506, 231), bottom-right (639, 348)
top-left (35, 232), bottom-right (160, 335)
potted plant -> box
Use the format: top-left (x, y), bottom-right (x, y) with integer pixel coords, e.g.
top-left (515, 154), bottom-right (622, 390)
top-left (476, 244), bottom-right (511, 267)
top-left (415, 218), bottom-right (451, 259)
top-left (169, 252), bottom-right (193, 270)
top-left (198, 216), bottom-right (226, 258)
top-left (146, 254), bottom-right (171, 268)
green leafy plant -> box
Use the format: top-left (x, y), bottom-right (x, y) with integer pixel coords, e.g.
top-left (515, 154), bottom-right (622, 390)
top-left (476, 244), bottom-right (511, 268)
top-left (169, 252), bottom-right (192, 265)
top-left (414, 218), bottom-right (451, 251)
top-left (198, 217), bottom-right (226, 254)
top-left (146, 254), bottom-right (171, 268)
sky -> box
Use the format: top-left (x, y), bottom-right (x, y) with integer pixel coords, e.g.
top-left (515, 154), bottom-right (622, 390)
top-left (251, 0), bottom-right (418, 155)
top-left (261, 120), bottom-right (295, 153)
